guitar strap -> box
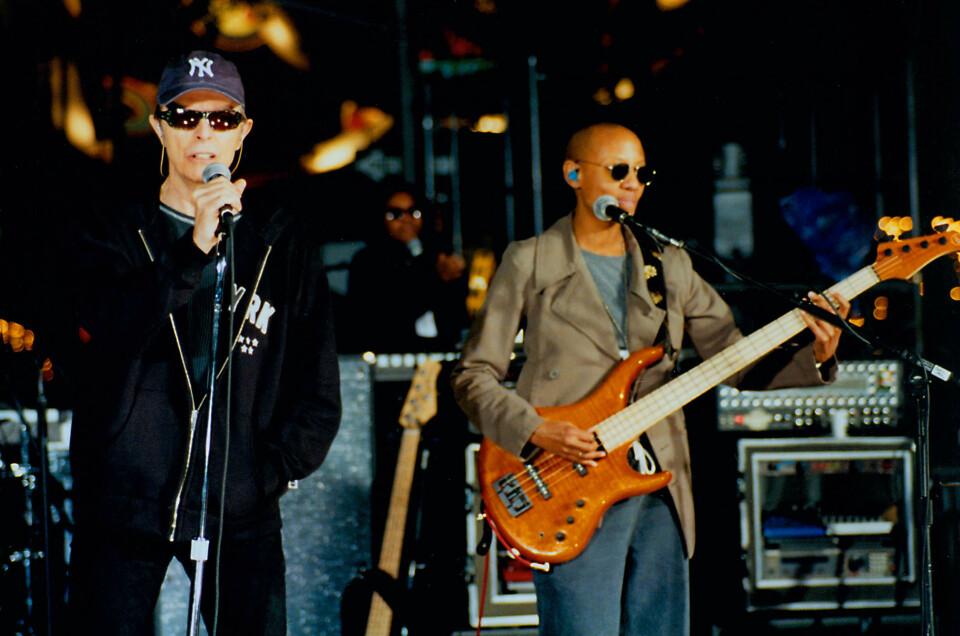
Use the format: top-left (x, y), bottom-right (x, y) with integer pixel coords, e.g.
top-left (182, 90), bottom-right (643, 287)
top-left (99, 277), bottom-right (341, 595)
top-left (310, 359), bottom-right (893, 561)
top-left (628, 225), bottom-right (672, 356)
top-left (626, 225), bottom-right (674, 478)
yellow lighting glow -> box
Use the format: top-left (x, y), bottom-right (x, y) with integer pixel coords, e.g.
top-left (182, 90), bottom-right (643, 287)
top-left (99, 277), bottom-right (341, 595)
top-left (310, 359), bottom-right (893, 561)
top-left (592, 87), bottom-right (613, 106)
top-left (614, 77), bottom-right (635, 101)
top-left (301, 101), bottom-right (393, 174)
top-left (209, 0), bottom-right (310, 70)
top-left (656, 0), bottom-right (692, 10)
top-left (62, 61), bottom-right (113, 162)
top-left (63, 0), bottom-right (81, 18)
top-left (471, 114), bottom-right (508, 134)
top-left (260, 12), bottom-right (309, 70)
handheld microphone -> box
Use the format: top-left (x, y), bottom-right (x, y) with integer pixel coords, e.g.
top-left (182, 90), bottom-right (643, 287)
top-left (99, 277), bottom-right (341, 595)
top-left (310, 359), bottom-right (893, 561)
top-left (201, 162), bottom-right (236, 223)
top-left (592, 195), bottom-right (684, 247)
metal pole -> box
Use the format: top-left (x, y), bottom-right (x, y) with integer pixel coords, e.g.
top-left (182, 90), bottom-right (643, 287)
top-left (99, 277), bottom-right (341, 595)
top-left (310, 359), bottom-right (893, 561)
top-left (528, 56), bottom-right (543, 237)
top-left (395, 0), bottom-right (416, 184)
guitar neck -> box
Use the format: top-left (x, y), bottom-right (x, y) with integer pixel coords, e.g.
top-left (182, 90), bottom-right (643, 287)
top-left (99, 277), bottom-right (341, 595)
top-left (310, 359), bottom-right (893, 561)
top-left (365, 428), bottom-right (422, 636)
top-left (375, 429), bottom-right (422, 575)
top-left (596, 265), bottom-right (880, 449)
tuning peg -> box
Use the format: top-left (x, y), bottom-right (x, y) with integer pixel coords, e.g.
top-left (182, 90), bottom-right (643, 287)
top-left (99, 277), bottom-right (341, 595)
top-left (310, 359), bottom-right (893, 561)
top-left (878, 216), bottom-right (914, 240)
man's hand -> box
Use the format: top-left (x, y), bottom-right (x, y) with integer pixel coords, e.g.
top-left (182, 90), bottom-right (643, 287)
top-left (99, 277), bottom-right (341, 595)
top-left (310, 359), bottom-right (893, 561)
top-left (800, 292), bottom-right (851, 364)
top-left (529, 419), bottom-right (606, 465)
top-left (191, 176), bottom-right (247, 253)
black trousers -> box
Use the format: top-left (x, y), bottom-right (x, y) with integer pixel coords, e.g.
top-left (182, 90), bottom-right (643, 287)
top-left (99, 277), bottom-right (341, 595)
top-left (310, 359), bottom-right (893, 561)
top-left (67, 525), bottom-right (286, 636)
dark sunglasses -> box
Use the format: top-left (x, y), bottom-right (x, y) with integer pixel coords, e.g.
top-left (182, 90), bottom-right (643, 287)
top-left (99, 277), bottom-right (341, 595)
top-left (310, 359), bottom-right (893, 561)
top-left (155, 104), bottom-right (246, 131)
top-left (577, 160), bottom-right (656, 185)
top-left (385, 208), bottom-right (422, 221)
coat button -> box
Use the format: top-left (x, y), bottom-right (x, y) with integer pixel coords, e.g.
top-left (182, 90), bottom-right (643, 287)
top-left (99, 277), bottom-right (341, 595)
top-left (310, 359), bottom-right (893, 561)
top-left (547, 369), bottom-right (560, 379)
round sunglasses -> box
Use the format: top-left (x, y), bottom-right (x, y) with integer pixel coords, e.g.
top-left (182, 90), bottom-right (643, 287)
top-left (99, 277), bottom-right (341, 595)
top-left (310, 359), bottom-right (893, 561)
top-left (155, 104), bottom-right (246, 131)
top-left (385, 207), bottom-right (422, 222)
top-left (577, 159), bottom-right (656, 186)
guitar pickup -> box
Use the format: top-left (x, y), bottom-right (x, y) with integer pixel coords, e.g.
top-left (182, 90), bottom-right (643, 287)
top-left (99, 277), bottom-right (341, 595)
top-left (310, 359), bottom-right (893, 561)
top-left (494, 473), bottom-right (532, 517)
top-left (524, 463), bottom-right (552, 500)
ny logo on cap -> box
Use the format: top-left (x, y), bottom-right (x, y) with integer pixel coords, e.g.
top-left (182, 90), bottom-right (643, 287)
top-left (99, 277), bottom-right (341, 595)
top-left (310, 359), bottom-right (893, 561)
top-left (188, 57), bottom-right (215, 78)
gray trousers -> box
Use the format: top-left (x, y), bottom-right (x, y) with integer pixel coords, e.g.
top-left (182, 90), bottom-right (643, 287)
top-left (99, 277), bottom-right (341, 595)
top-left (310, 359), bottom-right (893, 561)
top-left (532, 493), bottom-right (689, 636)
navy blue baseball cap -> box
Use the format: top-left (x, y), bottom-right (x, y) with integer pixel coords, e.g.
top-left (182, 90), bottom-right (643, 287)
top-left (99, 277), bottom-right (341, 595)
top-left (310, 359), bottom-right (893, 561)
top-left (157, 50), bottom-right (245, 108)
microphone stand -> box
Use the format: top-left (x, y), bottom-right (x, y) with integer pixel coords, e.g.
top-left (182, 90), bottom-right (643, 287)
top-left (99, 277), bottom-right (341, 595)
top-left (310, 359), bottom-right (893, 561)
top-left (611, 210), bottom-right (951, 634)
top-left (187, 213), bottom-right (237, 636)
top-left (34, 364), bottom-right (54, 636)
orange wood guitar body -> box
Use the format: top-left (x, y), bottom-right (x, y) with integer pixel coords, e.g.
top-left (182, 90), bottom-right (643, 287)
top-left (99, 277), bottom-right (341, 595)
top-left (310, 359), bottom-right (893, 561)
top-left (477, 346), bottom-right (673, 565)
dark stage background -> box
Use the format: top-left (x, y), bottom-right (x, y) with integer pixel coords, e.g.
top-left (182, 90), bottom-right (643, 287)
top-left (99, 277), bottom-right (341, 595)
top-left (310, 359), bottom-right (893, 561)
top-left (2, 0), bottom-right (960, 634)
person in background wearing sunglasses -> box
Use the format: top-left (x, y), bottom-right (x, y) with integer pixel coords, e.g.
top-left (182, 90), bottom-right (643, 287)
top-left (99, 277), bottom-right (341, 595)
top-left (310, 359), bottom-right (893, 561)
top-left (345, 181), bottom-right (468, 352)
top-left (58, 50), bottom-right (341, 635)
top-left (450, 122), bottom-right (848, 635)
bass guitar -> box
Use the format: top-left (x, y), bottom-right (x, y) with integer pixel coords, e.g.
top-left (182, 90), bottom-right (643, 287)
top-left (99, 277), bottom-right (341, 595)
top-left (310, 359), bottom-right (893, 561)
top-left (364, 359), bottom-right (442, 636)
top-left (477, 230), bottom-right (960, 565)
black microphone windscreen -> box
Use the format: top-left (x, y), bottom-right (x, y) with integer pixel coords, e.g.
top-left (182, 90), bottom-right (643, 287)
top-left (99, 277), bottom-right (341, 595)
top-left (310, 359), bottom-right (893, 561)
top-left (202, 162), bottom-right (231, 184)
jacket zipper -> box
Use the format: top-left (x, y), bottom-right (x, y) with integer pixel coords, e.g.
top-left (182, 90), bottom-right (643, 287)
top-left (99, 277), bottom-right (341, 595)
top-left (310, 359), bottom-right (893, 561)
top-left (138, 229), bottom-right (273, 541)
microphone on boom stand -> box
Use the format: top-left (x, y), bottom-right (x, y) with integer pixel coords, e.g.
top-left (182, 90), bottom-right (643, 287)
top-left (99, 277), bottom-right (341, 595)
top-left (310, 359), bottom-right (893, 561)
top-left (592, 195), bottom-right (684, 248)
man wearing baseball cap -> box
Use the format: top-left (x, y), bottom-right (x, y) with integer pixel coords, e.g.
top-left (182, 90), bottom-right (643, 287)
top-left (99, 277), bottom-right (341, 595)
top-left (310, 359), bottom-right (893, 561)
top-left (61, 50), bottom-right (342, 634)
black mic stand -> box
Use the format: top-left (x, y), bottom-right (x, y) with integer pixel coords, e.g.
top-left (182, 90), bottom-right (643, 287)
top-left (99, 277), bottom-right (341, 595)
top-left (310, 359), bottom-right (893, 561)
top-left (34, 363), bottom-right (54, 636)
top-left (187, 212), bottom-right (237, 636)
top-left (612, 210), bottom-right (952, 634)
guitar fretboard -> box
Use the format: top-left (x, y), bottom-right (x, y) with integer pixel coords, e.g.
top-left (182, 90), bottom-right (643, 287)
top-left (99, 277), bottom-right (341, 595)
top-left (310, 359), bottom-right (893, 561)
top-left (596, 265), bottom-right (880, 449)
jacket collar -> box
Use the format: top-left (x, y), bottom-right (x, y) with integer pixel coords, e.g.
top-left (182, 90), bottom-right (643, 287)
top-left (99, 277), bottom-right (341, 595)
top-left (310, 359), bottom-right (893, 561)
top-left (533, 214), bottom-right (667, 360)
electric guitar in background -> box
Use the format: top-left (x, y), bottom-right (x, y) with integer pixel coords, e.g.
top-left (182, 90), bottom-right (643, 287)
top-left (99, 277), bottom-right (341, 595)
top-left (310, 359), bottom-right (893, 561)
top-left (364, 359), bottom-right (442, 636)
top-left (477, 230), bottom-right (960, 566)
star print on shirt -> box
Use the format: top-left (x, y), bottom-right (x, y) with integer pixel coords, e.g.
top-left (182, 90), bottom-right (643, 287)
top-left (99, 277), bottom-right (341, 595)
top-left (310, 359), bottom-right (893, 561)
top-left (239, 336), bottom-right (260, 355)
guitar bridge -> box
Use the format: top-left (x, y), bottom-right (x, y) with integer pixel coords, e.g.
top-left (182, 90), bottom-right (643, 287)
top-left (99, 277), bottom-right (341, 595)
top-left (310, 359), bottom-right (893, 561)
top-left (494, 473), bottom-right (532, 517)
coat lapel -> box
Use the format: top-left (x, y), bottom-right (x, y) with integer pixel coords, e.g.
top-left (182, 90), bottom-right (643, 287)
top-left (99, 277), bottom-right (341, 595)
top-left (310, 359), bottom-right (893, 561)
top-left (534, 215), bottom-right (621, 360)
top-left (624, 228), bottom-right (667, 352)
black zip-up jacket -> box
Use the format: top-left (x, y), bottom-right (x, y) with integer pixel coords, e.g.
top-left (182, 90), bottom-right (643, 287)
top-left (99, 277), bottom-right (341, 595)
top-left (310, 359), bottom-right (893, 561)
top-left (60, 200), bottom-right (341, 542)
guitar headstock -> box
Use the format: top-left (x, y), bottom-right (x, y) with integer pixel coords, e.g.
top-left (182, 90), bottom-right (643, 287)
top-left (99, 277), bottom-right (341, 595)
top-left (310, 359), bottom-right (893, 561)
top-left (1, 319), bottom-right (54, 381)
top-left (873, 230), bottom-right (960, 282)
top-left (398, 358), bottom-right (442, 430)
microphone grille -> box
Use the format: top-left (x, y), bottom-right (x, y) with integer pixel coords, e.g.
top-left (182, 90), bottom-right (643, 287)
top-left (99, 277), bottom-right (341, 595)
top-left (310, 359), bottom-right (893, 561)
top-left (202, 162), bottom-right (231, 184)
top-left (593, 195), bottom-right (618, 221)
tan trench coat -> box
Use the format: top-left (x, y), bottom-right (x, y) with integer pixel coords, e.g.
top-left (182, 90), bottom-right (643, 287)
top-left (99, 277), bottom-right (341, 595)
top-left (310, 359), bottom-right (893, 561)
top-left (451, 214), bottom-right (828, 557)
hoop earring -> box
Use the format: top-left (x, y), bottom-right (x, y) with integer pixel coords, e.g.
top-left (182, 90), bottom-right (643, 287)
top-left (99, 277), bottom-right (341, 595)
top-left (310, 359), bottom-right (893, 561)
top-left (159, 145), bottom-right (166, 177)
top-left (230, 142), bottom-right (244, 173)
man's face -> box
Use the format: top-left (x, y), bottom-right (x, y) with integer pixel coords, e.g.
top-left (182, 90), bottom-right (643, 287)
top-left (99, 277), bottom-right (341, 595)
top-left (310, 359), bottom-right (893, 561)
top-left (383, 191), bottom-right (423, 244)
top-left (574, 126), bottom-right (647, 216)
top-left (150, 89), bottom-right (252, 185)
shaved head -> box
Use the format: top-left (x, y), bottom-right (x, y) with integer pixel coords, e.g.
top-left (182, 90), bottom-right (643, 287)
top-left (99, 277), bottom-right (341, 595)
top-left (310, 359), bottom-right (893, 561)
top-left (565, 123), bottom-right (635, 161)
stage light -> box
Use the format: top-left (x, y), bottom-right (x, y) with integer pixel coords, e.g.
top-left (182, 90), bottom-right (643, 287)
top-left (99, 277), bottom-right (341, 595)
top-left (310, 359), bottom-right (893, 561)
top-left (301, 136), bottom-right (358, 174)
top-left (301, 101), bottom-right (394, 174)
top-left (471, 114), bottom-right (507, 134)
top-left (63, 0), bottom-right (81, 18)
top-left (207, 0), bottom-right (310, 70)
top-left (614, 77), bottom-right (635, 101)
top-left (656, 0), bottom-right (692, 10)
top-left (52, 59), bottom-right (113, 162)
top-left (592, 87), bottom-right (613, 106)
